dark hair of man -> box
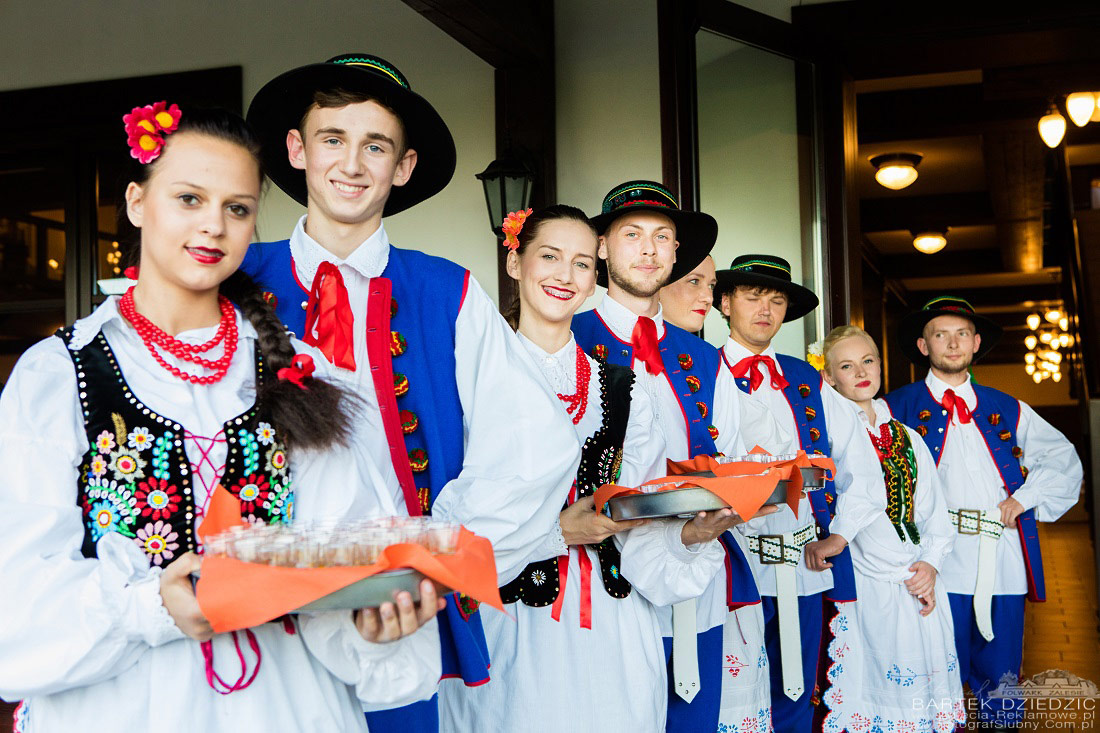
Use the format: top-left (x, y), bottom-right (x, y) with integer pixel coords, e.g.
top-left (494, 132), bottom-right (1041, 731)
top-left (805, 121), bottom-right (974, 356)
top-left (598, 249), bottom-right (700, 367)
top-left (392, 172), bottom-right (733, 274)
top-left (298, 88), bottom-right (409, 156)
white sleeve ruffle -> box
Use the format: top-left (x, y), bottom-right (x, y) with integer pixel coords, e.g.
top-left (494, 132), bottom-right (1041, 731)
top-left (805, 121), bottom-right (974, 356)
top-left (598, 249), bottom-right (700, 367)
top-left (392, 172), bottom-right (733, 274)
top-left (431, 278), bottom-right (581, 586)
top-left (0, 338), bottom-right (187, 699)
top-left (1010, 401), bottom-right (1083, 522)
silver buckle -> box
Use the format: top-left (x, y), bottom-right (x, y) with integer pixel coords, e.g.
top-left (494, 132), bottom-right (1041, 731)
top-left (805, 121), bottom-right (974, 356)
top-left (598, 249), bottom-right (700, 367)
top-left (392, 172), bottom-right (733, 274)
top-left (956, 509), bottom-right (981, 535)
top-left (756, 534), bottom-right (785, 565)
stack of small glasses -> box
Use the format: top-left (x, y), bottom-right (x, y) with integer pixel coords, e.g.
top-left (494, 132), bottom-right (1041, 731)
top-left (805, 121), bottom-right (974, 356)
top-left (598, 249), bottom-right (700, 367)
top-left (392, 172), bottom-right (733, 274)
top-left (201, 516), bottom-right (462, 567)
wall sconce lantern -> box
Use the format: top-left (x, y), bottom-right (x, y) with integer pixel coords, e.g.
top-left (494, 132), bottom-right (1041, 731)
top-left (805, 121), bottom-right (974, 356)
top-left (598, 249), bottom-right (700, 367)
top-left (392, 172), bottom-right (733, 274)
top-left (476, 156), bottom-right (535, 239)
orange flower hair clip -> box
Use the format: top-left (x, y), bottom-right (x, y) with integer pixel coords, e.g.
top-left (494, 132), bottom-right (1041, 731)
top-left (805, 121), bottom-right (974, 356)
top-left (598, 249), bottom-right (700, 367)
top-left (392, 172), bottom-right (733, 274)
top-left (123, 101), bottom-right (182, 164)
top-left (501, 208), bottom-right (534, 252)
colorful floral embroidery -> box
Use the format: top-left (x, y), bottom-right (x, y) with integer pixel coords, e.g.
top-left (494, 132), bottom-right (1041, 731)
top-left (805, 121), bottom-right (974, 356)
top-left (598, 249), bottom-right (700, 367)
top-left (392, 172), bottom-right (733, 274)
top-left (264, 477), bottom-right (294, 522)
top-left (686, 375), bottom-right (701, 393)
top-left (610, 564), bottom-right (619, 579)
top-left (696, 401), bottom-right (708, 418)
top-left (592, 344), bottom-right (608, 361)
top-left (456, 592), bottom-right (481, 619)
top-left (95, 430), bottom-right (116, 454)
top-left (266, 446), bottom-right (288, 475)
top-left (108, 447), bottom-right (147, 482)
top-left (391, 331), bottom-right (407, 357)
top-left (150, 432), bottom-right (173, 481)
top-left (394, 373), bottom-right (410, 397)
top-left (918, 409), bottom-right (931, 421)
top-left (255, 422), bottom-right (276, 445)
top-left (88, 499), bottom-right (125, 541)
top-left (530, 569), bottom-right (546, 585)
top-left (89, 454), bottom-right (108, 479)
top-left (725, 654), bottom-right (747, 678)
top-left (135, 520), bottom-right (179, 565)
top-left (238, 428), bottom-right (260, 475)
top-left (400, 409), bottom-right (419, 435)
top-left (127, 426), bottom-right (153, 451)
top-left (678, 354), bottom-right (693, 370)
top-left (135, 477), bottom-right (181, 521)
top-left (233, 473), bottom-right (271, 513)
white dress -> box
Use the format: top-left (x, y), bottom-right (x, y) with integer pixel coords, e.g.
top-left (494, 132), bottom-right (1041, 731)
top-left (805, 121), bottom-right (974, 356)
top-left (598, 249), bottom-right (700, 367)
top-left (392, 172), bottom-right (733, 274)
top-left (439, 334), bottom-right (726, 733)
top-left (0, 299), bottom-right (440, 732)
top-left (822, 398), bottom-right (965, 733)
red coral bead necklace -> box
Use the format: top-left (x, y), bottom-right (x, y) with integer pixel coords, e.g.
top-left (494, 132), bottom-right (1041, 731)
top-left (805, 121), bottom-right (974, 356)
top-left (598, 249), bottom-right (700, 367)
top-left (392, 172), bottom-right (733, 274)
top-left (557, 344), bottom-right (591, 425)
top-left (119, 286), bottom-right (237, 385)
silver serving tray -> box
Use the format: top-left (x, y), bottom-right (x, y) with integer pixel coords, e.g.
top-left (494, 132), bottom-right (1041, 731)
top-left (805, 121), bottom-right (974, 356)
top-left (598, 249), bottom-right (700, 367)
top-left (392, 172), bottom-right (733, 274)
top-left (607, 477), bottom-right (791, 521)
top-left (800, 466), bottom-right (829, 489)
top-left (194, 567), bottom-right (446, 611)
top-left (297, 569), bottom-right (442, 611)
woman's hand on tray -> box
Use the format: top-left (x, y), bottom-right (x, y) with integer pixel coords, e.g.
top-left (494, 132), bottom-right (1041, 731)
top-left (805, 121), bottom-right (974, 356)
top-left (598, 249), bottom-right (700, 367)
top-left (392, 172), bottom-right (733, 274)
top-left (680, 505), bottom-right (772, 546)
top-left (160, 552), bottom-right (214, 641)
top-left (561, 495), bottom-right (649, 545)
top-left (354, 579), bottom-right (446, 643)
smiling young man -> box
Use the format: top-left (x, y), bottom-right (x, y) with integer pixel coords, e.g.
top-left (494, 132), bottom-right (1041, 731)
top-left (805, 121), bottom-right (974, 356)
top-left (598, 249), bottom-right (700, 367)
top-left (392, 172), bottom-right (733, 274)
top-left (712, 254), bottom-right (886, 733)
top-left (884, 296), bottom-right (1082, 728)
top-left (571, 181), bottom-right (788, 733)
top-left (238, 54), bottom-right (580, 733)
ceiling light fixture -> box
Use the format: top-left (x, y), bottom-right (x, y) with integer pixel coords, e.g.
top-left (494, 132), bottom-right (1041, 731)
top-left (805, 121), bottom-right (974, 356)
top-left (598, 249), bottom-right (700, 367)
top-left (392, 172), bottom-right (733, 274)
top-left (870, 153), bottom-right (922, 190)
top-left (1027, 313), bottom-right (1041, 330)
top-left (912, 230), bottom-right (947, 255)
top-left (1025, 334), bottom-right (1038, 350)
top-left (1066, 92), bottom-right (1096, 127)
top-left (1039, 103), bottom-right (1067, 148)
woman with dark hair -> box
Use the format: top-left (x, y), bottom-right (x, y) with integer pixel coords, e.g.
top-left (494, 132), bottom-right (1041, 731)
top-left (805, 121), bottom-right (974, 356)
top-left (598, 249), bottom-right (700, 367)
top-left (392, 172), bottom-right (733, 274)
top-left (0, 103), bottom-right (442, 730)
top-left (441, 205), bottom-right (740, 732)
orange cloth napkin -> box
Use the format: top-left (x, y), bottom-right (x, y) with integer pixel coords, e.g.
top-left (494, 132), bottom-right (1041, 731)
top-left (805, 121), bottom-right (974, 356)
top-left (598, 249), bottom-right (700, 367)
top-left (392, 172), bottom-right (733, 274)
top-left (592, 448), bottom-right (836, 522)
top-left (195, 485), bottom-right (503, 633)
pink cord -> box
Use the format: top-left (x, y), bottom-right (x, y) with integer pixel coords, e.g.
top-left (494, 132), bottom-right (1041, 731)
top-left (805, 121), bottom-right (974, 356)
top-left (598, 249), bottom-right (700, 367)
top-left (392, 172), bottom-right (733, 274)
top-left (202, 629), bottom-right (262, 694)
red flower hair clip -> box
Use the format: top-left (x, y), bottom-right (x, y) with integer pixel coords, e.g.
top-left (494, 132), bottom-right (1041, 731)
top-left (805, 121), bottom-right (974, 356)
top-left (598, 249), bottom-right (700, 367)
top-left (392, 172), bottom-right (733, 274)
top-left (501, 208), bottom-right (533, 251)
top-left (123, 101), bottom-right (182, 164)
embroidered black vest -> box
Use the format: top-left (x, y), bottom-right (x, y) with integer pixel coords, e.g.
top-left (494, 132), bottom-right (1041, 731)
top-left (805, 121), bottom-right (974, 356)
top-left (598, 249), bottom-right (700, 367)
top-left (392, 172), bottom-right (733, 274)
top-left (59, 327), bottom-right (294, 565)
top-left (501, 362), bottom-right (635, 606)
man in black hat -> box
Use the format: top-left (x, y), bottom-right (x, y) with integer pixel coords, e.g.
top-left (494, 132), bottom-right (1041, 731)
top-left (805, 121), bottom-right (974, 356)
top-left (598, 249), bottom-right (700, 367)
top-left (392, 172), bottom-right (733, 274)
top-left (572, 180), bottom-right (789, 732)
top-left (712, 254), bottom-right (886, 733)
top-left (238, 54), bottom-right (580, 732)
top-left (884, 296), bottom-right (1081, 728)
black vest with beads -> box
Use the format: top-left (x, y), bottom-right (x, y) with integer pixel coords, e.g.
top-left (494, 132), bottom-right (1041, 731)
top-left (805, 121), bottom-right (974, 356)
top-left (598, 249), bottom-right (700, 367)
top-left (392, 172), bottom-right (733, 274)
top-left (59, 326), bottom-right (294, 565)
top-left (501, 362), bottom-right (636, 606)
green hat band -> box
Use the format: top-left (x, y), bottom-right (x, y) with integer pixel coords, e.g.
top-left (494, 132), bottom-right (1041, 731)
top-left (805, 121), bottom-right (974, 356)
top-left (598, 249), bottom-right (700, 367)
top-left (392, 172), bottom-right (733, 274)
top-left (603, 183), bottom-right (678, 213)
top-left (332, 56), bottom-right (410, 90)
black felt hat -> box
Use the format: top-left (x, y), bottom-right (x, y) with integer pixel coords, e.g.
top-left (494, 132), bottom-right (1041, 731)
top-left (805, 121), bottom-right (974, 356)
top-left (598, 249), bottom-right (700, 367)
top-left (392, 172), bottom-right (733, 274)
top-left (590, 180), bottom-right (718, 287)
top-left (713, 254), bottom-right (819, 322)
top-left (247, 53), bottom-right (456, 216)
top-left (897, 295), bottom-right (1002, 365)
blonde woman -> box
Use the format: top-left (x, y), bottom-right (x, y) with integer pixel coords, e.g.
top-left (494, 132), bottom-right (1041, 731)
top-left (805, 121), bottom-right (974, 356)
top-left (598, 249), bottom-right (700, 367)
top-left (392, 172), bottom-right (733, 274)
top-left (819, 326), bottom-right (964, 733)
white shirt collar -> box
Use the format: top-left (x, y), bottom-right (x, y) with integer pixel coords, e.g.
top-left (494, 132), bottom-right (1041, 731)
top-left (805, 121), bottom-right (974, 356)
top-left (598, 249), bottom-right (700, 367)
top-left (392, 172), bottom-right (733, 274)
top-left (70, 297), bottom-right (257, 352)
top-left (722, 336), bottom-right (784, 376)
top-left (517, 332), bottom-right (579, 394)
top-left (594, 294), bottom-right (666, 342)
top-left (289, 215), bottom-right (391, 287)
top-left (924, 370), bottom-right (976, 408)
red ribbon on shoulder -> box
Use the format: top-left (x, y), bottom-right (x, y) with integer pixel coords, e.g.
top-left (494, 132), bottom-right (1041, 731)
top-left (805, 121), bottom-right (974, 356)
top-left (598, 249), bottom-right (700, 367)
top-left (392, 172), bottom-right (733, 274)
top-left (276, 353), bottom-right (315, 390)
top-left (303, 262), bottom-right (356, 370)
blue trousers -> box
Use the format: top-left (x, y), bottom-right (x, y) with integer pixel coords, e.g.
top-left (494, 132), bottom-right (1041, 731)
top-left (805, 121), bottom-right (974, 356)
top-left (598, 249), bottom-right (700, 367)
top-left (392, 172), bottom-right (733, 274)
top-left (948, 593), bottom-right (1027, 726)
top-left (364, 694), bottom-right (438, 732)
top-left (664, 623), bottom-right (727, 733)
top-left (761, 593), bottom-right (823, 733)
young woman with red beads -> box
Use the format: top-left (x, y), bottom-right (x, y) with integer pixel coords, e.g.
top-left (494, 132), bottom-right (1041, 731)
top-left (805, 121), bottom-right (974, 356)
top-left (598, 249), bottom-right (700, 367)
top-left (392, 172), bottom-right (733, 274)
top-left (818, 325), bottom-right (964, 733)
top-left (0, 104), bottom-right (442, 731)
top-left (440, 205), bottom-right (751, 732)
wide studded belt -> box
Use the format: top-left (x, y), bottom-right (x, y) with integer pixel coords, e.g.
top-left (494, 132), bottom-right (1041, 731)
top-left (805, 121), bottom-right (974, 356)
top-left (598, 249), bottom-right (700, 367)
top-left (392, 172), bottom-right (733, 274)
top-left (745, 524), bottom-right (818, 567)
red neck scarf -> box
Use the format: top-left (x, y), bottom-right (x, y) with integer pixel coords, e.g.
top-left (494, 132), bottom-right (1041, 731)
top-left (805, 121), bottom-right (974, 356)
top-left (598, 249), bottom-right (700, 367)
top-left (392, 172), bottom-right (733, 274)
top-left (631, 316), bottom-right (664, 376)
top-left (941, 388), bottom-right (972, 424)
top-left (302, 262), bottom-right (356, 370)
top-left (731, 353), bottom-right (789, 393)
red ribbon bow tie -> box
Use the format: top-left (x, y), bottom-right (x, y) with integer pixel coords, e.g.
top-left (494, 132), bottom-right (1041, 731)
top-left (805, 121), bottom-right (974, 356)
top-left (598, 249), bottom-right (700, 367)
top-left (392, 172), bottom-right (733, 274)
top-left (276, 353), bottom-right (316, 391)
top-left (302, 262), bottom-right (356, 371)
top-left (941, 388), bottom-right (972, 425)
top-left (631, 316), bottom-right (664, 376)
top-left (731, 354), bottom-right (789, 393)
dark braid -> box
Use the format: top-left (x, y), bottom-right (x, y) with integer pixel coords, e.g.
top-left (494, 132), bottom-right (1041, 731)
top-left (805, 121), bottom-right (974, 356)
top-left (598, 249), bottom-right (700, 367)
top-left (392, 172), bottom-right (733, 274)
top-left (218, 271), bottom-right (355, 451)
top-left (504, 204), bottom-right (596, 331)
top-left (125, 106), bottom-right (356, 452)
